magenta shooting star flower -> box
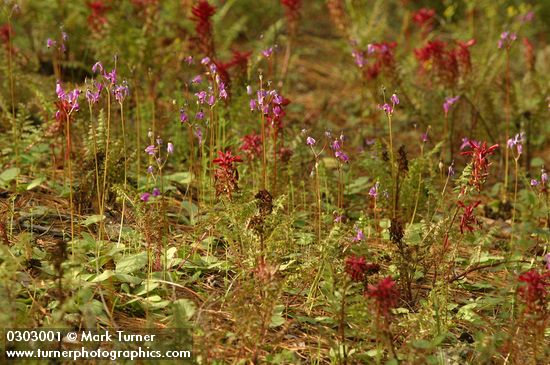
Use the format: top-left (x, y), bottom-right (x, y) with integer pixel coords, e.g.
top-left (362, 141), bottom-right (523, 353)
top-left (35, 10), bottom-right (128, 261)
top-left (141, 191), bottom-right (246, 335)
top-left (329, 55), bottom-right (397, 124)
top-left (86, 82), bottom-right (103, 104)
top-left (140, 192), bottom-right (151, 202)
top-left (448, 162), bottom-right (455, 177)
top-left (262, 47), bottom-right (274, 58)
top-left (352, 227), bottom-right (365, 242)
top-left (46, 38), bottom-right (56, 48)
top-left (185, 56), bottom-right (193, 65)
top-left (331, 134), bottom-right (349, 163)
top-left (195, 127), bottom-right (203, 146)
top-left (379, 103), bottom-right (393, 115)
top-left (391, 93), bottom-right (400, 105)
top-left (191, 75), bottom-right (202, 84)
top-left (147, 165), bottom-right (154, 173)
top-left (145, 145), bottom-right (156, 155)
top-left (369, 182), bottom-right (379, 199)
top-left (498, 31), bottom-right (517, 49)
top-left (443, 96), bottom-right (460, 116)
top-left (114, 82), bottom-right (129, 103)
top-left (531, 179), bottom-right (539, 186)
top-left (306, 136), bottom-right (316, 146)
top-left (421, 130), bottom-right (429, 143)
top-left (104, 69), bottom-right (117, 84)
top-left (507, 132), bottom-right (524, 155)
top-left (180, 108), bottom-right (188, 124)
top-left (195, 91), bottom-right (207, 104)
top-left (201, 57), bottom-right (210, 65)
top-left (219, 84), bottom-right (228, 99)
top-left (92, 61), bottom-right (103, 73)
top-left (152, 187), bottom-right (161, 197)
top-left (167, 142), bottom-right (174, 154)
top-left (352, 49), bottom-right (365, 68)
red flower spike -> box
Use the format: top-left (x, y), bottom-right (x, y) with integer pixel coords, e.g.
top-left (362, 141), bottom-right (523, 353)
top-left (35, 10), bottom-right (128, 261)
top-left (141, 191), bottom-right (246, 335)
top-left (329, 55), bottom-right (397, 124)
top-left (457, 200), bottom-right (481, 234)
top-left (345, 255), bottom-right (368, 282)
top-left (191, 1), bottom-right (216, 56)
top-left (212, 150), bottom-right (243, 170)
top-left (365, 276), bottom-right (400, 316)
top-left (240, 133), bottom-right (262, 161)
top-left (460, 141), bottom-right (499, 190)
top-left (412, 8), bottom-right (435, 32)
top-left (518, 270), bottom-right (549, 313)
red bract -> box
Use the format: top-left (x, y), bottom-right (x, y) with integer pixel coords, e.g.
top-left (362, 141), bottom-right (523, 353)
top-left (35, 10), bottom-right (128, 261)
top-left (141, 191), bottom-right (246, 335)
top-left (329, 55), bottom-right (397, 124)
top-left (415, 39), bottom-right (475, 86)
top-left (412, 8), bottom-right (435, 35)
top-left (365, 276), bottom-right (399, 316)
top-left (213, 150), bottom-right (243, 170)
top-left (523, 37), bottom-right (535, 71)
top-left (360, 42), bottom-right (397, 80)
top-left (240, 133), bottom-right (262, 161)
top-left (224, 50), bottom-right (251, 71)
top-left (518, 270), bottom-right (549, 313)
top-left (215, 50), bottom-right (252, 86)
top-left (0, 23), bottom-right (12, 45)
top-left (191, 0), bottom-right (216, 56)
top-left (345, 255), bottom-right (367, 282)
top-left (87, 1), bottom-right (110, 31)
top-left (460, 141), bottom-right (499, 190)
top-left (213, 150), bottom-right (242, 199)
top-left (280, 0), bottom-right (301, 34)
top-left (457, 200), bottom-right (481, 234)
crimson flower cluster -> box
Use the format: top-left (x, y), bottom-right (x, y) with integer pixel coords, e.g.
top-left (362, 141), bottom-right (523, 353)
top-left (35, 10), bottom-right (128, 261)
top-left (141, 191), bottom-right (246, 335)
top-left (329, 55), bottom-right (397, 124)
top-left (0, 23), bottom-right (12, 49)
top-left (457, 200), bottom-right (481, 234)
top-left (352, 41), bottom-right (397, 80)
top-left (414, 39), bottom-right (475, 86)
top-left (411, 8), bottom-right (436, 36)
top-left (191, 0), bottom-right (216, 56)
top-left (345, 255), bottom-right (380, 283)
top-left (365, 276), bottom-right (400, 317)
top-left (518, 270), bottom-right (549, 314)
top-left (240, 133), bottom-right (262, 161)
top-left (280, 0), bottom-right (301, 34)
top-left (87, 1), bottom-right (110, 31)
top-left (460, 140), bottom-right (499, 190)
top-left (213, 150), bottom-right (243, 199)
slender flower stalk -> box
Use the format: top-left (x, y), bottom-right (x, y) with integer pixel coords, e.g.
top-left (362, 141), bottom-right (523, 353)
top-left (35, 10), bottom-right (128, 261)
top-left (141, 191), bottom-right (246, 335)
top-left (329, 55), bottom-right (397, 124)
top-left (508, 132), bottom-right (524, 244)
top-left (379, 91), bottom-right (400, 218)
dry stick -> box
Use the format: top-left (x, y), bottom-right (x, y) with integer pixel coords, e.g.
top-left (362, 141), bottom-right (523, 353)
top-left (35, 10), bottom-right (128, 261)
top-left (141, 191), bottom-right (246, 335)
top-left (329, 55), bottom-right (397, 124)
top-left (447, 259), bottom-right (530, 283)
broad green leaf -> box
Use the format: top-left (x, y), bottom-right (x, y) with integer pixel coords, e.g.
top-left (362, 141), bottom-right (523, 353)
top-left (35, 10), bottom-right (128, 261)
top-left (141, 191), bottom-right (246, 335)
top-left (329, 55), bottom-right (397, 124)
top-left (81, 214), bottom-right (105, 226)
top-left (0, 167), bottom-right (19, 183)
top-left (172, 299), bottom-right (196, 321)
top-left (91, 270), bottom-right (114, 282)
top-left (270, 305), bottom-right (286, 328)
top-left (26, 176), bottom-right (46, 190)
top-left (116, 252), bottom-right (148, 274)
